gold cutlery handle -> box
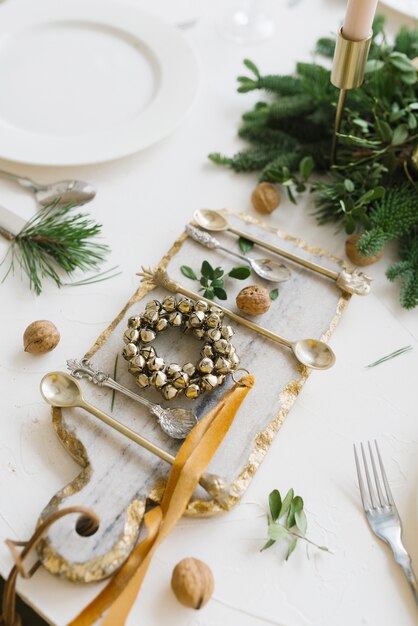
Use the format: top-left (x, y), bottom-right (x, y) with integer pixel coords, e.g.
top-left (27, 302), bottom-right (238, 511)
top-left (228, 225), bottom-right (339, 280)
top-left (79, 399), bottom-right (233, 507)
top-left (80, 399), bottom-right (175, 464)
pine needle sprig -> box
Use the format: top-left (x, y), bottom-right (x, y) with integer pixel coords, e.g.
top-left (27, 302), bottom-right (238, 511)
top-left (2, 203), bottom-right (110, 295)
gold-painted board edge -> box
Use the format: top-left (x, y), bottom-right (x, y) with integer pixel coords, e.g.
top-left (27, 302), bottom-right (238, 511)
top-left (40, 213), bottom-right (350, 580)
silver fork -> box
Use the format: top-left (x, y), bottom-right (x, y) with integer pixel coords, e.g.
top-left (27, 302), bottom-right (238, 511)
top-left (354, 440), bottom-right (418, 607)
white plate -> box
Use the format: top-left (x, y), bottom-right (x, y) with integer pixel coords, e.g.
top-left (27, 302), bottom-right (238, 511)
top-left (380, 0), bottom-right (418, 19)
top-left (0, 0), bottom-right (199, 165)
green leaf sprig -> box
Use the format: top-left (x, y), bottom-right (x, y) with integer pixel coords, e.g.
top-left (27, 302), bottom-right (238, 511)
top-left (262, 488), bottom-right (330, 560)
top-left (208, 16), bottom-right (418, 309)
top-left (1, 203), bottom-right (110, 295)
top-left (181, 260), bottom-right (250, 300)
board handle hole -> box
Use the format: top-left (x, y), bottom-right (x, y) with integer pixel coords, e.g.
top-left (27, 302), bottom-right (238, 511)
top-left (75, 514), bottom-right (100, 537)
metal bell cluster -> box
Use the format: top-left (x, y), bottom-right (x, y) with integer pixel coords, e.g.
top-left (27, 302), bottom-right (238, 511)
top-left (122, 296), bottom-right (239, 400)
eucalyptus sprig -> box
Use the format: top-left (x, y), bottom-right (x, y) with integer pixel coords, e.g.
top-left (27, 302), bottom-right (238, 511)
top-left (262, 488), bottom-right (330, 560)
top-left (1, 203), bottom-right (110, 295)
top-left (181, 260), bottom-right (250, 299)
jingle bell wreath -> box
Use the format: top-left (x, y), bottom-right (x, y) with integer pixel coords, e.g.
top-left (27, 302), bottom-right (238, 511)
top-left (122, 296), bottom-right (239, 400)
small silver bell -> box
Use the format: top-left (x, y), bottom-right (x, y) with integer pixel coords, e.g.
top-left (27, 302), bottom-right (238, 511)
top-left (155, 317), bottom-right (169, 332)
top-left (221, 325), bottom-right (234, 339)
top-left (143, 309), bottom-right (159, 324)
top-left (140, 328), bottom-right (156, 343)
top-left (140, 346), bottom-right (156, 360)
top-left (185, 383), bottom-right (200, 399)
top-left (123, 328), bottom-right (139, 344)
top-left (122, 342), bottom-right (138, 360)
top-left (198, 357), bottom-right (214, 374)
top-left (214, 356), bottom-right (230, 374)
top-left (173, 372), bottom-right (190, 389)
top-left (217, 374), bottom-right (226, 386)
top-left (189, 311), bottom-right (205, 328)
top-left (136, 373), bottom-right (150, 388)
top-left (145, 299), bottom-right (161, 311)
top-left (128, 354), bottom-right (146, 373)
top-left (128, 315), bottom-right (141, 329)
top-left (200, 344), bottom-right (214, 359)
top-left (210, 305), bottom-right (223, 318)
top-left (206, 328), bottom-right (221, 342)
top-left (193, 328), bottom-right (205, 339)
top-left (148, 356), bottom-right (165, 371)
top-left (161, 296), bottom-right (177, 312)
top-left (151, 371), bottom-right (167, 388)
top-left (206, 313), bottom-right (221, 328)
top-left (201, 374), bottom-right (218, 391)
top-left (162, 385), bottom-right (178, 400)
top-left (167, 363), bottom-right (182, 378)
top-left (194, 300), bottom-right (209, 313)
top-left (178, 297), bottom-right (193, 313)
top-left (231, 352), bottom-right (240, 366)
top-left (168, 311), bottom-right (182, 327)
top-left (213, 338), bottom-right (230, 355)
top-left (183, 362), bottom-right (196, 377)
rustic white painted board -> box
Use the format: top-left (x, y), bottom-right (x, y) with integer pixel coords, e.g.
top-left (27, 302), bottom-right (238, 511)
top-left (37, 212), bottom-right (349, 581)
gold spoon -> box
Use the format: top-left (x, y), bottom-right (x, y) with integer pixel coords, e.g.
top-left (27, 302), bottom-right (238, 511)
top-left (40, 371), bottom-right (233, 507)
top-left (139, 267), bottom-right (336, 370)
top-left (193, 209), bottom-right (372, 296)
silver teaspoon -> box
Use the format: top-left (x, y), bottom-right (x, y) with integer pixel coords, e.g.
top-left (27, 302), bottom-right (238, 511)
top-left (0, 168), bottom-right (96, 207)
top-left (67, 358), bottom-right (197, 439)
top-left (186, 224), bottom-right (290, 283)
top-left (40, 372), bottom-right (233, 507)
top-left (193, 209), bottom-right (372, 296)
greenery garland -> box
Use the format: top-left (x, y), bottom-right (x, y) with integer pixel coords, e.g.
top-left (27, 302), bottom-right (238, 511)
top-left (209, 16), bottom-right (418, 309)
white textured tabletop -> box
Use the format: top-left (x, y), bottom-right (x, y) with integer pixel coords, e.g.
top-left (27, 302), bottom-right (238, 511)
top-left (0, 1), bottom-right (417, 625)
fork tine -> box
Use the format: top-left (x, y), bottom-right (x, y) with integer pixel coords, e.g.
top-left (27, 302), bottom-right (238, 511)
top-left (360, 442), bottom-right (378, 509)
top-left (375, 440), bottom-right (395, 506)
top-left (368, 440), bottom-right (387, 507)
top-left (354, 444), bottom-right (371, 511)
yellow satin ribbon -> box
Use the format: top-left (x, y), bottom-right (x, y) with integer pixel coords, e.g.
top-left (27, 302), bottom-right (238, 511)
top-left (69, 373), bottom-right (254, 626)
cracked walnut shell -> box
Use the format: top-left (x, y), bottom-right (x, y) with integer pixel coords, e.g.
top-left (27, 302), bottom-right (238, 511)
top-left (236, 285), bottom-right (271, 315)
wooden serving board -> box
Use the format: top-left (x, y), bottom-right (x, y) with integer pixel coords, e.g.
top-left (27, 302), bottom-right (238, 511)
top-left (36, 211), bottom-right (350, 582)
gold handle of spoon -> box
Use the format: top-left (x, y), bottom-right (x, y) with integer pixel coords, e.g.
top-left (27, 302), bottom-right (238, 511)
top-left (80, 398), bottom-right (175, 463)
top-left (78, 398), bottom-right (232, 507)
top-left (227, 225), bottom-right (339, 280)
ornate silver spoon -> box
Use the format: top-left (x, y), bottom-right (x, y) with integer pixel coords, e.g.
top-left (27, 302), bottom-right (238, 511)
top-left (139, 267), bottom-right (336, 370)
top-left (67, 358), bottom-right (197, 440)
top-left (0, 168), bottom-right (96, 207)
top-left (186, 224), bottom-right (291, 283)
top-left (193, 208), bottom-right (372, 296)
top-left (40, 372), bottom-right (233, 507)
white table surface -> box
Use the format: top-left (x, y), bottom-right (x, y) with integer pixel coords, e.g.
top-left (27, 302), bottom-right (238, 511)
top-left (0, 1), bottom-right (417, 625)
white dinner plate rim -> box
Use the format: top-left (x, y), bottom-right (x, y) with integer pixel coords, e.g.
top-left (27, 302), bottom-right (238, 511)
top-left (0, 0), bottom-right (199, 166)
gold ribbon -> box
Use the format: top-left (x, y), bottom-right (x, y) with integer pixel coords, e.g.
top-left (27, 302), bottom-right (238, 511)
top-left (68, 373), bottom-right (254, 626)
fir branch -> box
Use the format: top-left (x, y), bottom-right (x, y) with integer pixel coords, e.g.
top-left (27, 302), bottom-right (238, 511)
top-left (208, 15), bottom-right (418, 308)
top-left (2, 204), bottom-right (110, 295)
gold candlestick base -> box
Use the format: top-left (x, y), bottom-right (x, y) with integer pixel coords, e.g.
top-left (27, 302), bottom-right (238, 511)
top-left (331, 28), bottom-right (372, 164)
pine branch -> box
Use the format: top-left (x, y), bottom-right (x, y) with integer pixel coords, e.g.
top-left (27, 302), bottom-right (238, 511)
top-left (208, 145), bottom-right (281, 172)
top-left (357, 185), bottom-right (418, 255)
top-left (2, 204), bottom-right (110, 295)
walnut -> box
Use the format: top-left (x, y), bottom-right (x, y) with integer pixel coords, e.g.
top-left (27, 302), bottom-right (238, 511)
top-left (345, 234), bottom-right (382, 267)
top-left (236, 285), bottom-right (271, 315)
top-left (171, 557), bottom-right (214, 609)
top-left (23, 320), bottom-right (60, 354)
top-left (251, 182), bottom-right (280, 214)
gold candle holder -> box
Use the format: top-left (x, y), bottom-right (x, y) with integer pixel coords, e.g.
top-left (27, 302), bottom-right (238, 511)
top-left (330, 28), bottom-right (372, 163)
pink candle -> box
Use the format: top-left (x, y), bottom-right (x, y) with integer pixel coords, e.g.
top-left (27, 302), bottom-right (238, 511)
top-left (342, 0), bottom-right (378, 41)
